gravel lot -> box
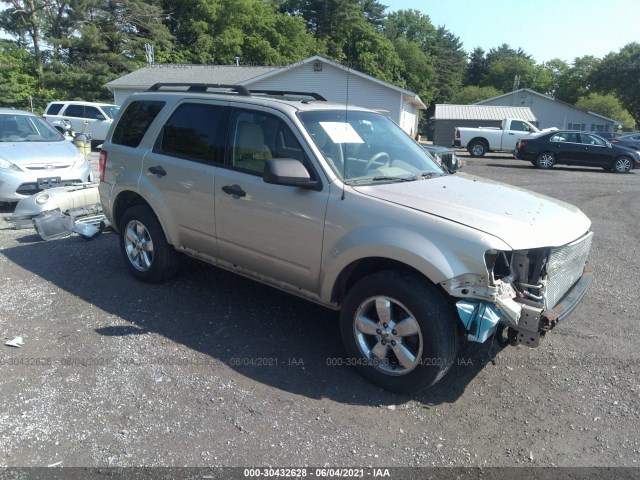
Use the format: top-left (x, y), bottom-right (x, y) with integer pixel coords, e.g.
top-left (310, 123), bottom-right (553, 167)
top-left (1, 151), bottom-right (639, 472)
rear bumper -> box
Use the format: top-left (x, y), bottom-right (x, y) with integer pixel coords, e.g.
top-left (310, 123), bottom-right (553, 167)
top-left (514, 148), bottom-right (536, 161)
top-left (453, 140), bottom-right (461, 148)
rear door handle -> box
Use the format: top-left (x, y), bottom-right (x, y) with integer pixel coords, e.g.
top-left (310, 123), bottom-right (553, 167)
top-left (222, 184), bottom-right (246, 198)
top-left (148, 166), bottom-right (166, 177)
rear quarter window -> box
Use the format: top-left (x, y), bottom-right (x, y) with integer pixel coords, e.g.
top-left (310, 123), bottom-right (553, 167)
top-left (112, 100), bottom-right (165, 147)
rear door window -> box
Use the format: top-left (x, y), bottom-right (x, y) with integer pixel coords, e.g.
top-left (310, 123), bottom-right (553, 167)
top-left (112, 100), bottom-right (165, 148)
top-left (63, 104), bottom-right (84, 118)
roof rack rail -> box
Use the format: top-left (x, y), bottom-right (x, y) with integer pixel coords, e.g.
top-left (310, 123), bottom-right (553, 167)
top-left (146, 83), bottom-right (251, 96)
top-left (249, 90), bottom-right (327, 101)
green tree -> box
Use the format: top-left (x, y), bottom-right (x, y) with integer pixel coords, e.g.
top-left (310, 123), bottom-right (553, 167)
top-left (392, 36), bottom-right (435, 105)
top-left (552, 55), bottom-right (600, 104)
top-left (165, 0), bottom-right (320, 65)
top-left (486, 43), bottom-right (532, 65)
top-left (428, 26), bottom-right (466, 104)
top-left (0, 0), bottom-right (46, 81)
top-left (482, 55), bottom-right (535, 92)
top-left (590, 43), bottom-right (640, 126)
top-left (451, 85), bottom-right (502, 105)
top-left (465, 47), bottom-right (488, 86)
top-left (0, 39), bottom-right (39, 108)
top-left (359, 0), bottom-right (386, 30)
top-left (576, 93), bottom-right (635, 130)
top-left (384, 8), bottom-right (435, 47)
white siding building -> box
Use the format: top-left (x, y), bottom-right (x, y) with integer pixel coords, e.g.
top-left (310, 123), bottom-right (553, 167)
top-left (105, 56), bottom-right (426, 135)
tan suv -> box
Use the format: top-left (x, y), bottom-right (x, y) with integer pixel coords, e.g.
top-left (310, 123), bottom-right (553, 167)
top-left (99, 84), bottom-right (594, 392)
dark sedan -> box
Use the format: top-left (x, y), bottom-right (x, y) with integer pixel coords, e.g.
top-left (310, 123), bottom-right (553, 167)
top-left (514, 130), bottom-right (640, 173)
top-left (609, 133), bottom-right (640, 152)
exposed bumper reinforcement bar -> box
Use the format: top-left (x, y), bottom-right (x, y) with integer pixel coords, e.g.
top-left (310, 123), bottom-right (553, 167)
top-left (541, 265), bottom-right (593, 332)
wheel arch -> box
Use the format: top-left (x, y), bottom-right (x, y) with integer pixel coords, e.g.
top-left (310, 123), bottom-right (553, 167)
top-left (322, 225), bottom-right (505, 308)
top-left (112, 190), bottom-right (178, 246)
top-left (331, 257), bottom-right (432, 307)
top-left (468, 137), bottom-right (489, 149)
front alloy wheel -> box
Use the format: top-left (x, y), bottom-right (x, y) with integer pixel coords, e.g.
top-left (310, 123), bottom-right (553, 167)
top-left (340, 270), bottom-right (458, 392)
top-left (353, 296), bottom-right (423, 376)
top-left (613, 156), bottom-right (632, 173)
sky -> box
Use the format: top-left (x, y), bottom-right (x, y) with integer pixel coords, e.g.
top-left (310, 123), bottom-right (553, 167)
top-left (384, 0), bottom-right (640, 64)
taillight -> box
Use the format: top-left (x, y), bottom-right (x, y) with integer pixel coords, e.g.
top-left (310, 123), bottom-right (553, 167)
top-left (518, 140), bottom-right (527, 148)
top-left (99, 150), bottom-right (107, 182)
top-left (455, 129), bottom-right (460, 139)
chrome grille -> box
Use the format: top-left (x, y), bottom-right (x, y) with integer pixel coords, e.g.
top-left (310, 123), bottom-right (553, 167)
top-left (25, 165), bottom-right (70, 170)
top-left (437, 153), bottom-right (453, 165)
top-left (545, 232), bottom-right (593, 309)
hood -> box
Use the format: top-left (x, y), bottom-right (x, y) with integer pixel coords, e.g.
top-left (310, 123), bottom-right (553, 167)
top-left (352, 173), bottom-right (591, 250)
top-left (0, 140), bottom-right (79, 165)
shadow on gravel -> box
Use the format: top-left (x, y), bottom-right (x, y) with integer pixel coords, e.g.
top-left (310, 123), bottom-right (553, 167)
top-left (2, 231), bottom-right (504, 406)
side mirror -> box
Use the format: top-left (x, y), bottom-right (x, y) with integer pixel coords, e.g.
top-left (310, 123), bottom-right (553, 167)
top-left (96, 114), bottom-right (106, 121)
top-left (263, 158), bottom-right (320, 190)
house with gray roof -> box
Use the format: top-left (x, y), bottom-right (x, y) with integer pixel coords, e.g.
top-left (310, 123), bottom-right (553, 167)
top-left (476, 88), bottom-right (623, 132)
top-left (431, 104), bottom-right (536, 146)
top-left (105, 55), bottom-right (426, 135)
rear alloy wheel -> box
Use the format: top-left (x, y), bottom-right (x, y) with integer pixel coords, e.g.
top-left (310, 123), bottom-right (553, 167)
top-left (613, 156), bottom-right (632, 173)
top-left (119, 205), bottom-right (180, 283)
top-left (340, 270), bottom-right (458, 393)
top-left (467, 140), bottom-right (487, 158)
top-left (536, 152), bottom-right (555, 169)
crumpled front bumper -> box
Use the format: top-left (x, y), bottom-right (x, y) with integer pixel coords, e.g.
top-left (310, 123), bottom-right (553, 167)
top-left (457, 265), bottom-right (593, 347)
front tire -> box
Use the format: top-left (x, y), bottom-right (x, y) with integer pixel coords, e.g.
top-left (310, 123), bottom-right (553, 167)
top-left (536, 152), bottom-right (555, 169)
top-left (613, 156), bottom-right (632, 173)
top-left (119, 205), bottom-right (180, 283)
top-left (467, 140), bottom-right (487, 158)
top-left (340, 270), bottom-right (459, 393)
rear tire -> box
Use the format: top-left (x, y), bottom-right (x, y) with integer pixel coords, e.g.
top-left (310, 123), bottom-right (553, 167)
top-left (119, 205), bottom-right (180, 283)
top-left (467, 140), bottom-right (487, 158)
top-left (340, 270), bottom-right (458, 393)
top-left (536, 152), bottom-right (555, 169)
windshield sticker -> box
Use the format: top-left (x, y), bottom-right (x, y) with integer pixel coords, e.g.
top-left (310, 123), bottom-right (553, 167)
top-left (319, 122), bottom-right (364, 144)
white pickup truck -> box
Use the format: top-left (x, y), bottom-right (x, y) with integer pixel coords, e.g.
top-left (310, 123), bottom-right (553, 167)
top-left (454, 118), bottom-right (543, 157)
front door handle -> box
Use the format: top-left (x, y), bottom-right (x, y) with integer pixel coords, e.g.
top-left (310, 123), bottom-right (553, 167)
top-left (222, 184), bottom-right (246, 197)
top-left (148, 166), bottom-right (166, 176)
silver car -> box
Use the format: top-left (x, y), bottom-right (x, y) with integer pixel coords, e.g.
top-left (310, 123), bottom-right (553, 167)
top-left (0, 109), bottom-right (93, 202)
top-left (99, 85), bottom-right (593, 393)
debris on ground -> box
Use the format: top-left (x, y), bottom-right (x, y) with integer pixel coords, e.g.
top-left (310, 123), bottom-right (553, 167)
top-left (5, 336), bottom-right (24, 348)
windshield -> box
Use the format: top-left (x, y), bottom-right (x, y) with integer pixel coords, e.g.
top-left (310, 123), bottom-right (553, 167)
top-left (101, 105), bottom-right (120, 119)
top-left (0, 114), bottom-right (63, 142)
top-left (299, 110), bottom-right (442, 184)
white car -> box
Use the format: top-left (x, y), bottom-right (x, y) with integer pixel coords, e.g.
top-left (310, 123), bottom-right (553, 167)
top-left (43, 101), bottom-right (120, 147)
top-left (0, 109), bottom-right (92, 202)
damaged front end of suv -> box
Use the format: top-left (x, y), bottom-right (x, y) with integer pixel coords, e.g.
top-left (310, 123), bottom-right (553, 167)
top-left (442, 232), bottom-right (594, 347)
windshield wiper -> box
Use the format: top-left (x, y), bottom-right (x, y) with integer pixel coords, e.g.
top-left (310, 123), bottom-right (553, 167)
top-left (348, 175), bottom-right (416, 185)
